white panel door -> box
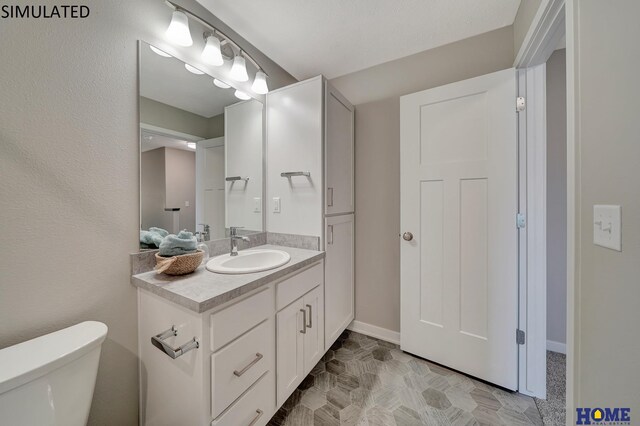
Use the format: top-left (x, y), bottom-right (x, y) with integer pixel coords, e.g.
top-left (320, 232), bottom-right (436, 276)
top-left (325, 82), bottom-right (354, 215)
top-left (400, 68), bottom-right (518, 390)
top-left (324, 214), bottom-right (354, 349)
top-left (276, 299), bottom-right (304, 406)
top-left (196, 137), bottom-right (225, 240)
top-left (303, 285), bottom-right (324, 372)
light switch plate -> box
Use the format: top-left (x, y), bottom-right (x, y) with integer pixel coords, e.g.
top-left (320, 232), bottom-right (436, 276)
top-left (253, 197), bottom-right (261, 213)
top-left (273, 197), bottom-right (281, 213)
top-left (593, 205), bottom-right (621, 251)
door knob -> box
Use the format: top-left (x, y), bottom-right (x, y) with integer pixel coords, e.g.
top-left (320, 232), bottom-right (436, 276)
top-left (402, 232), bottom-right (414, 241)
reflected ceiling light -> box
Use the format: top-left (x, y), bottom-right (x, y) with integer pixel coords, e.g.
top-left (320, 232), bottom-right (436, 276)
top-left (149, 45), bottom-right (172, 57)
top-left (202, 34), bottom-right (224, 66)
top-left (187, 142), bottom-right (196, 149)
top-left (213, 79), bottom-right (231, 89)
top-left (166, 9), bottom-right (192, 47)
top-left (251, 70), bottom-right (269, 94)
top-left (230, 55), bottom-right (249, 82)
top-left (234, 90), bottom-right (251, 100)
top-left (185, 63), bottom-right (204, 75)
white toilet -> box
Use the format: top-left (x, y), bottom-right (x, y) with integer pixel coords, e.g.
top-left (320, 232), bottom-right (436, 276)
top-left (0, 321), bottom-right (108, 426)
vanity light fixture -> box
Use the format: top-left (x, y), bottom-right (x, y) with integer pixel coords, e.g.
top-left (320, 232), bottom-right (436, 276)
top-left (166, 9), bottom-right (192, 47)
top-left (201, 33), bottom-right (224, 66)
top-left (164, 1), bottom-right (270, 93)
top-left (149, 45), bottom-right (172, 58)
top-left (185, 63), bottom-right (205, 75)
top-left (251, 70), bottom-right (269, 95)
top-left (234, 90), bottom-right (251, 100)
top-left (213, 79), bottom-right (231, 89)
top-left (229, 54), bottom-right (249, 82)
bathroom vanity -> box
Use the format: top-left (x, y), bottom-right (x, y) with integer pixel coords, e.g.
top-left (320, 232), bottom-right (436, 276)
top-left (132, 245), bottom-right (325, 426)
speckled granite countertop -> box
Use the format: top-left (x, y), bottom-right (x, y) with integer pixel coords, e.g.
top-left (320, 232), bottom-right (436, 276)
top-left (131, 245), bottom-right (324, 313)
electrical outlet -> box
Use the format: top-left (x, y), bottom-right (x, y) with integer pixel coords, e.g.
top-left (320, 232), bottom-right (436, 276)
top-left (253, 197), bottom-right (261, 213)
top-left (273, 197), bottom-right (281, 213)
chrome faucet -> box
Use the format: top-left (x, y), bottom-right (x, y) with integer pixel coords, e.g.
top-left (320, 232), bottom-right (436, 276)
top-left (229, 226), bottom-right (250, 256)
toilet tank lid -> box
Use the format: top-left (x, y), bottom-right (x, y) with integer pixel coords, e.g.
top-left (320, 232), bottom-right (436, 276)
top-left (0, 321), bottom-right (108, 394)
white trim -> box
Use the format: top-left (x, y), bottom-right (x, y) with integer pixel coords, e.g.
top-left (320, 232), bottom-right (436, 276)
top-left (514, 0), bottom-right (566, 68)
top-left (547, 340), bottom-right (567, 354)
top-left (517, 65), bottom-right (548, 399)
top-left (140, 122), bottom-right (205, 142)
top-left (347, 320), bottom-right (400, 345)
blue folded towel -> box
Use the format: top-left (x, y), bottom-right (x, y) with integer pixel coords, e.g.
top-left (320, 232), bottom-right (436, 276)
top-left (140, 227), bottom-right (169, 248)
top-left (158, 230), bottom-right (198, 256)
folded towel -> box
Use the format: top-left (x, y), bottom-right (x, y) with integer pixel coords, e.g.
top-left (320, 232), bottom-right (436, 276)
top-left (158, 230), bottom-right (197, 256)
top-left (149, 227), bottom-right (169, 238)
top-left (139, 227), bottom-right (169, 248)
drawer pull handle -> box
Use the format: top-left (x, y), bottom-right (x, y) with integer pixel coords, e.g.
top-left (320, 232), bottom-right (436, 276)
top-left (306, 304), bottom-right (312, 328)
top-left (151, 326), bottom-right (199, 359)
top-left (233, 353), bottom-right (263, 377)
top-left (300, 309), bottom-right (307, 334)
top-left (248, 409), bottom-right (264, 426)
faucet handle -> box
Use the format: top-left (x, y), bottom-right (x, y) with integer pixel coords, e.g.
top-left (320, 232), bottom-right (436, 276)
top-left (229, 226), bottom-right (244, 236)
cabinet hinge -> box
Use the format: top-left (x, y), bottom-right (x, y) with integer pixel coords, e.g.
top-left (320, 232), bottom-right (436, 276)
top-left (516, 329), bottom-right (526, 345)
top-left (516, 213), bottom-right (526, 229)
top-left (516, 96), bottom-right (526, 112)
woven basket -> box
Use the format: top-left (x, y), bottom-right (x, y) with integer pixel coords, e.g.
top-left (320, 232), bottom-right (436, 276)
top-left (155, 250), bottom-right (204, 276)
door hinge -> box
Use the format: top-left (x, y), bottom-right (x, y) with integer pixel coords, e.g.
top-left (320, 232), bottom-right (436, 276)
top-left (516, 96), bottom-right (526, 112)
top-left (516, 213), bottom-right (526, 229)
top-left (516, 329), bottom-right (526, 345)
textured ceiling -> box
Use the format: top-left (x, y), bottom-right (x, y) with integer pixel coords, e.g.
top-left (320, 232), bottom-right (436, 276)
top-left (140, 42), bottom-right (242, 118)
top-left (197, 0), bottom-right (521, 80)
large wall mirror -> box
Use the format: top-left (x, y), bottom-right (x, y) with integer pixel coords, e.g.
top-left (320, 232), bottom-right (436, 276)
top-left (139, 41), bottom-right (264, 249)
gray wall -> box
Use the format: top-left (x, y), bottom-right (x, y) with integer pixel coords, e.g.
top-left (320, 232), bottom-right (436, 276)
top-left (140, 96), bottom-right (225, 139)
top-left (546, 49), bottom-right (567, 346)
top-left (513, 0), bottom-right (542, 57)
top-left (141, 148), bottom-right (170, 231)
top-left (165, 148), bottom-right (196, 233)
top-left (330, 26), bottom-right (515, 333)
top-left (569, 0), bottom-right (640, 414)
top-left (0, 1), bottom-right (295, 424)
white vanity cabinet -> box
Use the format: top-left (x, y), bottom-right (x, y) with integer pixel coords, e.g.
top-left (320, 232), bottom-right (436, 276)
top-left (275, 263), bottom-right (324, 405)
top-left (267, 76), bottom-right (355, 352)
top-left (324, 214), bottom-right (355, 347)
top-left (137, 260), bottom-right (323, 426)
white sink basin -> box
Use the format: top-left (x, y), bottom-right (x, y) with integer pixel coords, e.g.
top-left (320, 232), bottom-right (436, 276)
top-left (206, 249), bottom-right (291, 274)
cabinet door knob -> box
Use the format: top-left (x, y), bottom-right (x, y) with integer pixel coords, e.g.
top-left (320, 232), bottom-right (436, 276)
top-left (402, 232), bottom-right (414, 241)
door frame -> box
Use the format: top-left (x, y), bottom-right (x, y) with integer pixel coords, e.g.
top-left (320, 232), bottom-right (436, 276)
top-left (195, 137), bottom-right (225, 235)
top-left (513, 0), bottom-right (566, 400)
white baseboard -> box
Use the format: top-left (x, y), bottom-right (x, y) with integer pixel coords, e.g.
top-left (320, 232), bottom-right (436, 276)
top-left (547, 339), bottom-right (566, 354)
top-left (347, 320), bottom-right (401, 345)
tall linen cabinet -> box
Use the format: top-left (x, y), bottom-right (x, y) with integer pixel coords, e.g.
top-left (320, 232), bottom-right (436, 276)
top-left (266, 76), bottom-right (355, 350)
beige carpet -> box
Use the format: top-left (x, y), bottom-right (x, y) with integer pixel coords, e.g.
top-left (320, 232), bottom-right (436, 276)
top-left (534, 351), bottom-right (566, 425)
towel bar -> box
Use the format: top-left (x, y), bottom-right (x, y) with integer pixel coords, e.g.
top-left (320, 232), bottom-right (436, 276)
top-left (280, 171), bottom-right (310, 178)
top-left (225, 176), bottom-right (249, 182)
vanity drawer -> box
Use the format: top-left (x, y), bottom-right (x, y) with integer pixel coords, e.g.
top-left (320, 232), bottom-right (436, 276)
top-left (212, 371), bottom-right (274, 426)
top-left (211, 286), bottom-right (274, 352)
top-left (276, 262), bottom-right (323, 310)
top-left (211, 319), bottom-right (273, 418)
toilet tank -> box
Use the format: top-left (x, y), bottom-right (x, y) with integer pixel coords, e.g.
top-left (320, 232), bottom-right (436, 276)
top-left (0, 321), bottom-right (108, 426)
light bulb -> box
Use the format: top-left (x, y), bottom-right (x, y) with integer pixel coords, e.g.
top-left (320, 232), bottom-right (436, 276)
top-left (202, 35), bottom-right (224, 66)
top-left (213, 79), bottom-right (231, 89)
top-left (230, 55), bottom-right (249, 82)
top-left (251, 70), bottom-right (269, 94)
top-left (234, 90), bottom-right (251, 100)
top-left (150, 45), bottom-right (172, 58)
top-left (166, 10), bottom-right (192, 47)
top-left (185, 64), bottom-right (204, 75)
